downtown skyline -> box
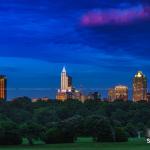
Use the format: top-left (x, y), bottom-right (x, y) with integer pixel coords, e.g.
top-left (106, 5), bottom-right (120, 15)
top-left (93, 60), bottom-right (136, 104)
top-left (1, 0), bottom-right (150, 99)
top-left (0, 66), bottom-right (150, 101)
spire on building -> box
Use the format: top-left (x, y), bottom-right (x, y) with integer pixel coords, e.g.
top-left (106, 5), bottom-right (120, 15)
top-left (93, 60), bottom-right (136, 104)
top-left (62, 66), bottom-right (66, 73)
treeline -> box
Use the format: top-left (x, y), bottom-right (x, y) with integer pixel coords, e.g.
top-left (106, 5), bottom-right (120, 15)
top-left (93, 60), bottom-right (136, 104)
top-left (0, 97), bottom-right (150, 145)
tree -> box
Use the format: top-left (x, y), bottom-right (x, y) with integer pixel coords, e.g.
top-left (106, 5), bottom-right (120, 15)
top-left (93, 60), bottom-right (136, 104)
top-left (33, 107), bottom-right (59, 125)
top-left (12, 97), bottom-right (31, 106)
top-left (0, 99), bottom-right (149, 144)
top-left (111, 109), bottom-right (128, 126)
top-left (0, 120), bottom-right (22, 145)
top-left (59, 116), bottom-right (82, 143)
top-left (125, 123), bottom-right (138, 138)
top-left (85, 115), bottom-right (114, 142)
top-left (21, 122), bottom-right (44, 145)
top-left (115, 127), bottom-right (128, 142)
top-left (42, 127), bottom-right (63, 144)
top-left (43, 116), bottom-right (82, 144)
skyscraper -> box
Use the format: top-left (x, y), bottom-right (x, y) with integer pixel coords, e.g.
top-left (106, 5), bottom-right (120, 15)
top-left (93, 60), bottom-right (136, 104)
top-left (0, 75), bottom-right (7, 101)
top-left (56, 67), bottom-right (73, 101)
top-left (61, 67), bottom-right (72, 92)
top-left (56, 67), bottom-right (86, 102)
top-left (133, 71), bottom-right (147, 102)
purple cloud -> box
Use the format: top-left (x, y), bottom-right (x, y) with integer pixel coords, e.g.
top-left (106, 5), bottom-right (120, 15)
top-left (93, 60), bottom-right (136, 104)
top-left (81, 5), bottom-right (150, 26)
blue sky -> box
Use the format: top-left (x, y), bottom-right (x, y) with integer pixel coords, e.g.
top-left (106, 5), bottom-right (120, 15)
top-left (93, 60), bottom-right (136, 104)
top-left (0, 0), bottom-right (150, 99)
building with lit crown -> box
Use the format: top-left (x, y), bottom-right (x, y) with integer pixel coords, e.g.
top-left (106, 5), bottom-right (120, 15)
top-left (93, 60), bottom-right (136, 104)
top-left (108, 85), bottom-right (128, 102)
top-left (60, 67), bottom-right (72, 92)
top-left (56, 67), bottom-right (74, 101)
top-left (133, 71), bottom-right (147, 102)
top-left (56, 67), bottom-right (87, 102)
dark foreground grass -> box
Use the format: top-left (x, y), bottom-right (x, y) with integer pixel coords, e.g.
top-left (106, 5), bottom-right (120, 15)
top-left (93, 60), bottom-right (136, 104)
top-left (0, 138), bottom-right (149, 150)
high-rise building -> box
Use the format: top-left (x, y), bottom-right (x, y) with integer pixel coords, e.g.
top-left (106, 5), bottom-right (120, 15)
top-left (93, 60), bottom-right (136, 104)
top-left (57, 67), bottom-right (85, 102)
top-left (133, 71), bottom-right (147, 102)
top-left (68, 76), bottom-right (72, 88)
top-left (61, 67), bottom-right (72, 92)
top-left (108, 85), bottom-right (128, 102)
top-left (0, 75), bottom-right (7, 101)
top-left (57, 67), bottom-right (73, 101)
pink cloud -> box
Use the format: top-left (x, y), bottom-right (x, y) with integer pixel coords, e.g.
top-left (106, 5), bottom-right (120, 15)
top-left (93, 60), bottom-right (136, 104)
top-left (81, 5), bottom-right (150, 26)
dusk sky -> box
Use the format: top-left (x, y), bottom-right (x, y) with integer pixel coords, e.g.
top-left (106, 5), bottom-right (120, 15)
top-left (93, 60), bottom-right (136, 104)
top-left (1, 0), bottom-right (150, 99)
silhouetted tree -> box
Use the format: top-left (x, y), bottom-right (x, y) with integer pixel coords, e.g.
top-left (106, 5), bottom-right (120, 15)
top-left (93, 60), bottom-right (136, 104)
top-left (0, 120), bottom-right (22, 145)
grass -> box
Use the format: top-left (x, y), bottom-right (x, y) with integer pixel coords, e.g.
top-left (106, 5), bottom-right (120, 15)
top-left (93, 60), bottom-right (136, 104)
top-left (0, 138), bottom-right (149, 150)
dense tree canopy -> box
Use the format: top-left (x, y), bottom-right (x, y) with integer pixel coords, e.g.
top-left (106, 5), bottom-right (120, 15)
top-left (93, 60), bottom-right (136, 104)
top-left (0, 98), bottom-right (150, 144)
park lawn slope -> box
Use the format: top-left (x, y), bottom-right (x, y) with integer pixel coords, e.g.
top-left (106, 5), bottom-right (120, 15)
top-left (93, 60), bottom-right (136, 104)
top-left (0, 138), bottom-right (149, 150)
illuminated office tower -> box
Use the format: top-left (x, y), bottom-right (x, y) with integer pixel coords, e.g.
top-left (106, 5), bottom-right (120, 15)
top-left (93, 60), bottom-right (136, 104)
top-left (108, 85), bottom-right (128, 102)
top-left (61, 67), bottom-right (72, 92)
top-left (115, 85), bottom-right (128, 101)
top-left (0, 75), bottom-right (7, 101)
top-left (61, 67), bottom-right (67, 91)
top-left (133, 71), bottom-right (147, 102)
top-left (57, 67), bottom-right (73, 101)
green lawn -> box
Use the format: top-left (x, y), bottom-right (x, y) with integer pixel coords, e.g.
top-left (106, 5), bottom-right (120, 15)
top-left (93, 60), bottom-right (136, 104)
top-left (0, 138), bottom-right (149, 150)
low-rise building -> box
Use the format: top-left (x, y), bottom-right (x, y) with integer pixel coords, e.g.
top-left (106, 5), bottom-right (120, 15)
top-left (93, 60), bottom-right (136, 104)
top-left (108, 85), bottom-right (128, 102)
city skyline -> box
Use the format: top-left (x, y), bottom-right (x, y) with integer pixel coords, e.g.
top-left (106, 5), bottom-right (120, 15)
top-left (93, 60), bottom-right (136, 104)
top-left (1, 67), bottom-right (150, 101)
top-left (1, 0), bottom-right (150, 99)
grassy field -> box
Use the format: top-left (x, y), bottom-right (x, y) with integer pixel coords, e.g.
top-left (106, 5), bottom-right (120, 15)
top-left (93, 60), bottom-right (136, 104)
top-left (0, 138), bottom-right (149, 150)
